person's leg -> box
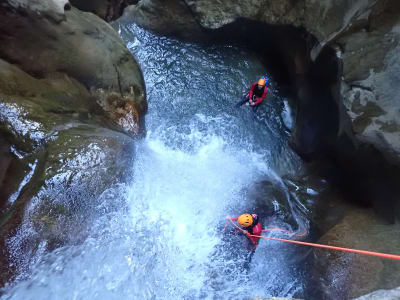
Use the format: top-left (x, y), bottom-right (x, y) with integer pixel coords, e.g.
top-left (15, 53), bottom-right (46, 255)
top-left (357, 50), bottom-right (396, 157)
top-left (235, 95), bottom-right (249, 107)
top-left (248, 250), bottom-right (255, 263)
top-left (243, 250), bottom-right (255, 272)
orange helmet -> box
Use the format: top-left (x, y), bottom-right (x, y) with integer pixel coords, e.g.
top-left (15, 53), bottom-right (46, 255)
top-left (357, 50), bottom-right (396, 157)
top-left (238, 214), bottom-right (253, 228)
top-left (257, 78), bottom-right (266, 86)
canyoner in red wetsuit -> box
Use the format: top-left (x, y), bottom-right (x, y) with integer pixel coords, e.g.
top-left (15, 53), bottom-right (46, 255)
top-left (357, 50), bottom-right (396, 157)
top-left (230, 213), bottom-right (262, 269)
top-left (236, 77), bottom-right (269, 112)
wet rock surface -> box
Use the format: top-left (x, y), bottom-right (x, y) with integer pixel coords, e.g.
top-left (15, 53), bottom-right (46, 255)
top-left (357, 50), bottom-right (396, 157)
top-left (354, 287), bottom-right (400, 300)
top-left (0, 2), bottom-right (146, 100)
top-left (122, 0), bottom-right (206, 42)
top-left (3, 125), bottom-right (133, 283)
top-left (0, 0), bottom-right (146, 287)
top-left (0, 59), bottom-right (134, 286)
top-left (310, 207), bottom-right (400, 299)
top-left (69, 0), bottom-right (139, 21)
top-left (249, 162), bottom-right (400, 299)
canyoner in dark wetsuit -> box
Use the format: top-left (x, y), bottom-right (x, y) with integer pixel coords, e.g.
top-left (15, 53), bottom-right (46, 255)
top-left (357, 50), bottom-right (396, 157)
top-left (236, 77), bottom-right (269, 112)
top-left (230, 213), bottom-right (262, 270)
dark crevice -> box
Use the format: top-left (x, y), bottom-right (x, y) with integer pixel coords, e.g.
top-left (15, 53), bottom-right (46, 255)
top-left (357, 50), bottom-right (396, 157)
top-left (203, 19), bottom-right (339, 158)
top-left (113, 64), bottom-right (124, 97)
top-left (207, 20), bottom-right (311, 86)
top-left (64, 2), bottom-right (72, 11)
top-left (69, 0), bottom-right (139, 21)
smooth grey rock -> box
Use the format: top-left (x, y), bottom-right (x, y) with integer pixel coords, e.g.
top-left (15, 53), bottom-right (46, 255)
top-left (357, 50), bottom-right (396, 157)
top-left (122, 0), bottom-right (206, 42)
top-left (69, 0), bottom-right (139, 21)
top-left (0, 2), bottom-right (146, 107)
top-left (7, 0), bottom-right (69, 22)
top-left (311, 208), bottom-right (400, 299)
top-left (353, 287), bottom-right (400, 299)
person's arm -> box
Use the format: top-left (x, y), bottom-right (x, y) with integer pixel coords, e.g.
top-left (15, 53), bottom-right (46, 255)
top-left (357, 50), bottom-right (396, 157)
top-left (252, 214), bottom-right (259, 225)
top-left (227, 216), bottom-right (248, 234)
top-left (253, 87), bottom-right (268, 105)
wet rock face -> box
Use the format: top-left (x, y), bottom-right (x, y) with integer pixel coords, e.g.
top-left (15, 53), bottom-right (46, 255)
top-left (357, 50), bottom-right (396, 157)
top-left (122, 0), bottom-right (206, 42)
top-left (6, 0), bottom-right (70, 22)
top-left (354, 287), bottom-right (400, 300)
top-left (0, 57), bottom-right (133, 285)
top-left (0, 2), bottom-right (146, 102)
top-left (0, 0), bottom-right (146, 286)
top-left (69, 0), bottom-right (139, 21)
top-left (340, 4), bottom-right (400, 164)
top-left (310, 208), bottom-right (400, 299)
top-left (0, 0), bottom-right (147, 135)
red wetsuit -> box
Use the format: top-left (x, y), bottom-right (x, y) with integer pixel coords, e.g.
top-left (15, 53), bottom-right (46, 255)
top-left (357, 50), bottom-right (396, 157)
top-left (231, 214), bottom-right (262, 251)
top-left (248, 82), bottom-right (268, 105)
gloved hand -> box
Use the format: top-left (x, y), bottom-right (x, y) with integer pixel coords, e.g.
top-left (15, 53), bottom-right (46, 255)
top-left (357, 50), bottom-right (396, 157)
top-left (251, 97), bottom-right (258, 105)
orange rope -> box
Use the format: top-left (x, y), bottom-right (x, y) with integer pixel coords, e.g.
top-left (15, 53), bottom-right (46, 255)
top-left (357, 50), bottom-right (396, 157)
top-left (227, 217), bottom-right (400, 261)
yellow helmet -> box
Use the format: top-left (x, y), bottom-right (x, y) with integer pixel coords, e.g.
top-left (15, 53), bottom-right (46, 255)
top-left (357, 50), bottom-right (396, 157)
top-left (238, 214), bottom-right (253, 228)
top-left (257, 78), bottom-right (266, 86)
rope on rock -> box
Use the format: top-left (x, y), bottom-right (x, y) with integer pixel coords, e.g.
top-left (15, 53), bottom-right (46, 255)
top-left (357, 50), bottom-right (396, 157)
top-left (226, 217), bottom-right (400, 261)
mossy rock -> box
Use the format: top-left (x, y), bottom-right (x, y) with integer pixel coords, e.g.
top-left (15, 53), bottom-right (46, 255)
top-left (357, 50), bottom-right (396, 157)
top-left (0, 56), bottom-right (135, 239)
top-left (0, 59), bottom-right (98, 153)
top-left (0, 63), bottom-right (136, 283)
top-left (44, 125), bottom-right (133, 194)
top-left (0, 1), bottom-right (147, 286)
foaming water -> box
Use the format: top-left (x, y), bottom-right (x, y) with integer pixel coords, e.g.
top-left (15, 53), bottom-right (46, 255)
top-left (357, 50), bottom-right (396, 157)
top-left (2, 23), bottom-right (308, 299)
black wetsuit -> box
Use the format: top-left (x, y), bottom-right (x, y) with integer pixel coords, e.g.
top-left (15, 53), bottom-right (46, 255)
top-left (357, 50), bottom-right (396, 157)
top-left (245, 215), bottom-right (259, 236)
top-left (236, 83), bottom-right (267, 112)
top-left (252, 85), bottom-right (265, 98)
top-left (242, 215), bottom-right (261, 271)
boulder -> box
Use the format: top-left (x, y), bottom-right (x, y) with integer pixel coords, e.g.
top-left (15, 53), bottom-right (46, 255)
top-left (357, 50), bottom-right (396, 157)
top-left (0, 0), bottom-right (147, 286)
top-left (339, 2), bottom-right (400, 164)
top-left (310, 208), bottom-right (400, 299)
top-left (69, 0), bottom-right (139, 21)
top-left (0, 0), bottom-right (146, 111)
top-left (0, 57), bottom-right (136, 285)
top-left (122, 0), bottom-right (206, 42)
top-left (353, 287), bottom-right (400, 300)
top-left (5, 125), bottom-right (133, 272)
top-left (0, 0), bottom-right (147, 140)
